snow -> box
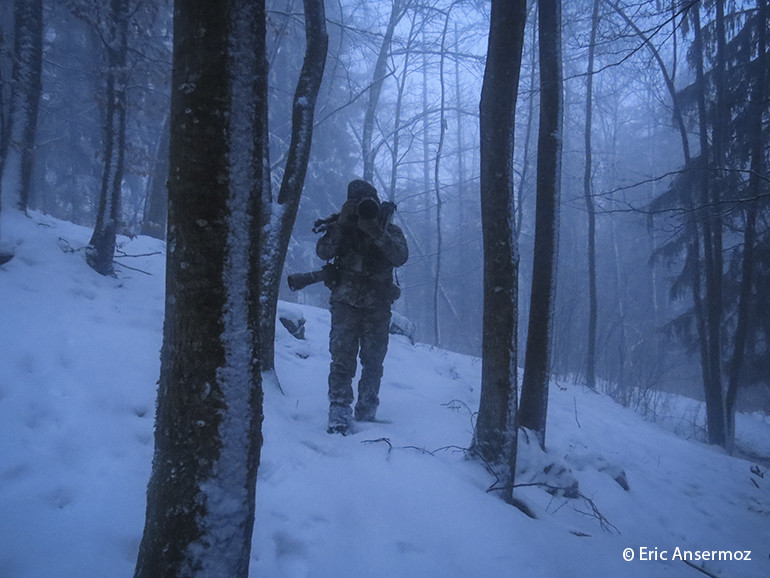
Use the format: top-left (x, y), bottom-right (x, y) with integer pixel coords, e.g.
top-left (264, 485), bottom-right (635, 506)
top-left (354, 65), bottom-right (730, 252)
top-left (1, 210), bottom-right (769, 578)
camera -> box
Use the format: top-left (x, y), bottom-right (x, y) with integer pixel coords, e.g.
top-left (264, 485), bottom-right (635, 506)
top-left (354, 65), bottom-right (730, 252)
top-left (357, 198), bottom-right (380, 220)
top-left (340, 197), bottom-right (380, 226)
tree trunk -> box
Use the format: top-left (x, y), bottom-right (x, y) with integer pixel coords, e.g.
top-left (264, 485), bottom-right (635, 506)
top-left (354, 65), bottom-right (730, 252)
top-left (0, 5), bottom-right (10, 242)
top-left (258, 0), bottom-right (328, 388)
top-left (86, 0), bottom-right (128, 276)
top-left (0, 3), bottom-right (11, 172)
top-left (433, 10), bottom-right (451, 348)
top-left (421, 33), bottom-right (434, 338)
top-left (454, 22), bottom-right (465, 212)
top-left (583, 0), bottom-right (599, 390)
top-left (387, 11), bottom-right (417, 204)
top-left (362, 0), bottom-right (408, 182)
top-left (141, 114), bottom-right (169, 240)
top-left (610, 217), bottom-right (628, 390)
top-left (710, 0), bottom-right (728, 447)
top-left (516, 13), bottom-right (538, 240)
top-left (134, 1), bottom-right (265, 575)
top-left (691, 3), bottom-right (726, 446)
top-left (473, 0), bottom-right (527, 505)
top-left (726, 0), bottom-right (766, 453)
top-left (519, 0), bottom-right (563, 449)
top-left (2, 0), bottom-right (42, 212)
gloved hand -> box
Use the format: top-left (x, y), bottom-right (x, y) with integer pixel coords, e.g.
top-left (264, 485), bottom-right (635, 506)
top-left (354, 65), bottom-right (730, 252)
top-left (358, 215), bottom-right (383, 238)
top-left (338, 200), bottom-right (359, 230)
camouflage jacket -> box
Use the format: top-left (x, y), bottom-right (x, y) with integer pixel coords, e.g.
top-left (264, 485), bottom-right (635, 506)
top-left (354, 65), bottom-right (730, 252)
top-left (316, 220), bottom-right (408, 309)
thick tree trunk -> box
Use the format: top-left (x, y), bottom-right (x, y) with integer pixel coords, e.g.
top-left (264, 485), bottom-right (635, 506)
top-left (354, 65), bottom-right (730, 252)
top-left (0, 3), bottom-right (11, 171)
top-left (0, 6), bottom-right (9, 240)
top-left (473, 0), bottom-right (527, 505)
top-left (519, 0), bottom-right (563, 449)
top-left (14, 0), bottom-right (42, 212)
top-left (134, 1), bottom-right (265, 575)
top-left (86, 0), bottom-right (128, 276)
top-left (2, 0), bottom-right (42, 212)
top-left (258, 0), bottom-right (327, 386)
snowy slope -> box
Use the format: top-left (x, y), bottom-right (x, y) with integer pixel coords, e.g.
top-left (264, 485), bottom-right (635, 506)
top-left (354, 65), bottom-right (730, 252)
top-left (1, 211), bottom-right (768, 578)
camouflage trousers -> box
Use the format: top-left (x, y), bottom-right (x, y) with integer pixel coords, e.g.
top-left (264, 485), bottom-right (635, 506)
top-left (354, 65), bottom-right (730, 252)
top-left (327, 301), bottom-right (391, 426)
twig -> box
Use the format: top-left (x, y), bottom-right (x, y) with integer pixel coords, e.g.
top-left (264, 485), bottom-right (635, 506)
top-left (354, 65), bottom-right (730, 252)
top-left (57, 237), bottom-right (83, 253)
top-left (401, 445), bottom-right (436, 455)
top-left (442, 398), bottom-right (478, 431)
top-left (361, 437), bottom-right (393, 453)
top-left (115, 250), bottom-right (162, 258)
top-left (573, 492), bottom-right (620, 535)
top-left (488, 481), bottom-right (620, 535)
top-left (574, 396), bottom-right (581, 428)
top-left (361, 437), bottom-right (467, 459)
top-left (682, 559), bottom-right (720, 578)
top-left (113, 261), bottom-right (153, 276)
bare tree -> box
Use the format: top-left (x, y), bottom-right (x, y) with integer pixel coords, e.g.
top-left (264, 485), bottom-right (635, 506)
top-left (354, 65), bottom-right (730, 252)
top-left (472, 0), bottom-right (528, 505)
top-left (583, 0), bottom-right (600, 390)
top-left (432, 7), bottom-right (452, 347)
top-left (691, 2), bottom-right (726, 446)
top-left (0, 4), bottom-right (11, 257)
top-left (258, 0), bottom-right (328, 389)
top-left (362, 0), bottom-right (410, 182)
top-left (386, 9), bottom-right (419, 203)
top-left (86, 0), bottom-right (129, 275)
top-left (519, 0), bottom-right (563, 448)
top-left (140, 114), bottom-right (169, 240)
top-left (134, 0), bottom-right (266, 574)
top-left (1, 0), bottom-right (42, 213)
top-left (726, 0), bottom-right (767, 453)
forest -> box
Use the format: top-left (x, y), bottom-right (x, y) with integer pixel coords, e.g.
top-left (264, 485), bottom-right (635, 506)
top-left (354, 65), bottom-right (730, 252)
top-left (1, 0), bottom-right (768, 574)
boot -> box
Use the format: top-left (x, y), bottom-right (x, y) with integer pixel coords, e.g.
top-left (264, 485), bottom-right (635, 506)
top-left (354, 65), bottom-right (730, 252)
top-left (327, 403), bottom-right (352, 435)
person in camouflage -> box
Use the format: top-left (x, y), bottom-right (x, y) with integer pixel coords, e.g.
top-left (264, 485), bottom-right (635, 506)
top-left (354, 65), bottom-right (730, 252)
top-left (316, 179), bottom-right (409, 434)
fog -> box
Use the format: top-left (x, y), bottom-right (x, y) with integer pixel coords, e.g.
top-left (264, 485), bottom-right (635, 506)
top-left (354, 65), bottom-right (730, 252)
top-left (1, 0), bottom-right (767, 416)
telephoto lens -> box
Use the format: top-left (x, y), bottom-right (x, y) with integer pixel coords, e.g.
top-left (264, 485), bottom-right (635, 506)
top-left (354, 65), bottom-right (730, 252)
top-left (358, 198), bottom-right (380, 220)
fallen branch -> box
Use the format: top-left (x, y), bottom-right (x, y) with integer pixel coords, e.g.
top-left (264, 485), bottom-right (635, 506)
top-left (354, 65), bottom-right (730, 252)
top-left (487, 481), bottom-right (620, 535)
top-left (115, 250), bottom-right (162, 258)
top-left (361, 437), bottom-right (466, 458)
top-left (572, 490), bottom-right (620, 535)
top-left (362, 437), bottom-right (393, 453)
top-left (114, 261), bottom-right (153, 276)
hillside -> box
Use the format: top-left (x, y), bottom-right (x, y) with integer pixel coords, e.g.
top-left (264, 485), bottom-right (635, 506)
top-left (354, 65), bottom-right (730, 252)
top-left (1, 210), bottom-right (768, 577)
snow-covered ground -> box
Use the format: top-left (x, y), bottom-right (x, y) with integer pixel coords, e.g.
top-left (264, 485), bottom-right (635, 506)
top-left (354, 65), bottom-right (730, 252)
top-left (1, 211), bottom-right (768, 577)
